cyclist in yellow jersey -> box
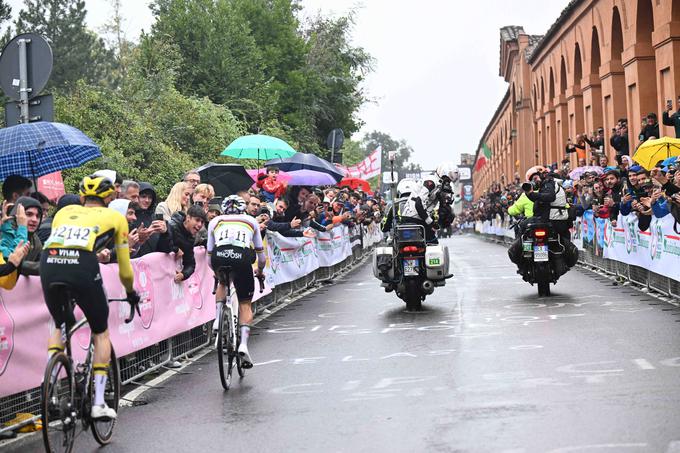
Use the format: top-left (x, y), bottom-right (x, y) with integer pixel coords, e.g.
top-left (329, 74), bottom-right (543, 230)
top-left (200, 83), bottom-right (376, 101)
top-left (40, 175), bottom-right (140, 420)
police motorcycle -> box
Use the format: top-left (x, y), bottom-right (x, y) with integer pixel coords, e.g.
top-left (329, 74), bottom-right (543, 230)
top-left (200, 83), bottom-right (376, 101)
top-left (373, 161), bottom-right (455, 311)
top-left (509, 166), bottom-right (575, 297)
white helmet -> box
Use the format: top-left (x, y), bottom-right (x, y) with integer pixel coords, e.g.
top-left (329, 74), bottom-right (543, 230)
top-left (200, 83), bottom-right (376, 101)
top-left (436, 162), bottom-right (459, 182)
top-left (396, 179), bottom-right (418, 198)
top-left (221, 195), bottom-right (246, 215)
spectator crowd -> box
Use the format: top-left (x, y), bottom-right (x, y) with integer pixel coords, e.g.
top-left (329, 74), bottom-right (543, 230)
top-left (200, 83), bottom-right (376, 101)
top-left (462, 105), bottom-right (680, 232)
top-left (0, 165), bottom-right (386, 290)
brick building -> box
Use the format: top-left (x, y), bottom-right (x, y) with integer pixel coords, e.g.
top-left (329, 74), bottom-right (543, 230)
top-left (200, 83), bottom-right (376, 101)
top-left (474, 0), bottom-right (680, 199)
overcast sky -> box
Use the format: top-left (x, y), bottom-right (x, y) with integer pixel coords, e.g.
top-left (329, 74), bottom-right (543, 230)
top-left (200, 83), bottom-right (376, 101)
top-left (7, 0), bottom-right (567, 169)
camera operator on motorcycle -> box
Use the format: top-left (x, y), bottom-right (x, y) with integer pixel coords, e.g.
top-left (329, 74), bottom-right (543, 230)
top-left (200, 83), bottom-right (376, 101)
top-left (508, 165), bottom-right (578, 275)
top-left (399, 163), bottom-right (458, 244)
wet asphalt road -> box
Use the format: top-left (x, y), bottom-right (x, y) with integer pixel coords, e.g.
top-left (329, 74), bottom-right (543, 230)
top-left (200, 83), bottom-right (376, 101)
top-left (9, 234), bottom-right (680, 453)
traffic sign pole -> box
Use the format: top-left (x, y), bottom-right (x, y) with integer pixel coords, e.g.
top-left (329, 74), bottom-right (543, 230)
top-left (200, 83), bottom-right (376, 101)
top-left (18, 38), bottom-right (31, 124)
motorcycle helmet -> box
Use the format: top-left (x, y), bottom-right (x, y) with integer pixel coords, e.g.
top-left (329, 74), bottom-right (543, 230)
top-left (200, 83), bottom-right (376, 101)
top-left (396, 179), bottom-right (418, 198)
top-left (525, 165), bottom-right (546, 182)
top-left (221, 195), bottom-right (247, 215)
top-left (436, 162), bottom-right (459, 183)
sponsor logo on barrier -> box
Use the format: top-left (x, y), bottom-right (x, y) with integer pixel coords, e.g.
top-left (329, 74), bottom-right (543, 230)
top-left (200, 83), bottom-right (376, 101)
top-left (132, 260), bottom-right (155, 329)
top-left (663, 234), bottom-right (680, 257)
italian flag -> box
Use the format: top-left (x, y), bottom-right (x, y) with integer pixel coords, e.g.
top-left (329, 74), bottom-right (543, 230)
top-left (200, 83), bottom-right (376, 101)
top-left (474, 142), bottom-right (492, 172)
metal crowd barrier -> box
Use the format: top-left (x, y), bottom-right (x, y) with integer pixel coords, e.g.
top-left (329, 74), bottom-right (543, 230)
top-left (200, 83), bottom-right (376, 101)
top-left (0, 234), bottom-right (377, 436)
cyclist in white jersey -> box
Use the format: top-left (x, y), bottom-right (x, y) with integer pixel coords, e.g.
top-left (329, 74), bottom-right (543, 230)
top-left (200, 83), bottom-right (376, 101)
top-left (207, 195), bottom-right (266, 367)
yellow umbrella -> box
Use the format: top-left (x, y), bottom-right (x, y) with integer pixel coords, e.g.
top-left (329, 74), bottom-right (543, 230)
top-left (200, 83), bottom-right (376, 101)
top-left (632, 136), bottom-right (680, 170)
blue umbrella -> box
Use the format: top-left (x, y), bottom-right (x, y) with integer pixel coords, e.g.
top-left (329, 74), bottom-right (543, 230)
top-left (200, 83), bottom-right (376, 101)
top-left (0, 122), bottom-right (101, 183)
top-left (265, 153), bottom-right (343, 183)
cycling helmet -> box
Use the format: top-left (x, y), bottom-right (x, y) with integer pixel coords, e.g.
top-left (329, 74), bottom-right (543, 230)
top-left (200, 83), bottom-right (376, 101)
top-left (435, 162), bottom-right (459, 182)
top-left (525, 165), bottom-right (546, 182)
top-left (79, 175), bottom-right (115, 199)
top-left (396, 179), bottom-right (418, 198)
top-left (221, 195), bottom-right (246, 215)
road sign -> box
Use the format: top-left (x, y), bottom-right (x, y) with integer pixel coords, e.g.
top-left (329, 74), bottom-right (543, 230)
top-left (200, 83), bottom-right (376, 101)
top-left (5, 93), bottom-right (53, 126)
top-left (0, 33), bottom-right (53, 102)
top-left (326, 128), bottom-right (344, 151)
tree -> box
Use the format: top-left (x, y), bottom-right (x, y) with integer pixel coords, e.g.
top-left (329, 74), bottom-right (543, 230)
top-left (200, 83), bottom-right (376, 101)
top-left (14, 0), bottom-right (114, 90)
top-left (150, 0), bottom-right (267, 124)
top-left (99, 0), bottom-right (135, 87)
top-left (302, 12), bottom-right (373, 152)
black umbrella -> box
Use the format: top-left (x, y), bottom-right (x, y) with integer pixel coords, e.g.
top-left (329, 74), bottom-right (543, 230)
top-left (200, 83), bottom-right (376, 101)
top-left (265, 153), bottom-right (343, 183)
top-left (196, 163), bottom-right (255, 197)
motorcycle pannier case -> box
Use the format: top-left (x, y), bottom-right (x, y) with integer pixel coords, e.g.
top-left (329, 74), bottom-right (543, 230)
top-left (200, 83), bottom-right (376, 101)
top-left (373, 247), bottom-right (394, 280)
top-left (425, 245), bottom-right (449, 280)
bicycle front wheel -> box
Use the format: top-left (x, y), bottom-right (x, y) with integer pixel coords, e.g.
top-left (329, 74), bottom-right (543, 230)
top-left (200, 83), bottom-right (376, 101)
top-left (90, 346), bottom-right (120, 445)
top-left (217, 304), bottom-right (234, 390)
top-left (41, 353), bottom-right (76, 453)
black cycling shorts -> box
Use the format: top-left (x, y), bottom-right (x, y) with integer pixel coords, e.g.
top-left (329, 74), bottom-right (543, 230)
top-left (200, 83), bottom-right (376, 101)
top-left (211, 246), bottom-right (256, 301)
top-left (40, 249), bottom-right (109, 335)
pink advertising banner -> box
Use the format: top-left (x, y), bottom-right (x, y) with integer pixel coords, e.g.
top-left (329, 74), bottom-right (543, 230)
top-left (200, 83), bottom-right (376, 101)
top-left (0, 249), bottom-right (272, 397)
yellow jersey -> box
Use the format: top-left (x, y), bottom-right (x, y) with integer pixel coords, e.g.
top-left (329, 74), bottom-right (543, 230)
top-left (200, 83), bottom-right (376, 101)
top-left (44, 204), bottom-right (134, 292)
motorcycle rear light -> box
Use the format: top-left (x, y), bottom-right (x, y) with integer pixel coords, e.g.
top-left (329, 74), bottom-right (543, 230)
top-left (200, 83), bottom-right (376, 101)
top-left (401, 246), bottom-right (424, 253)
top-left (534, 229), bottom-right (547, 238)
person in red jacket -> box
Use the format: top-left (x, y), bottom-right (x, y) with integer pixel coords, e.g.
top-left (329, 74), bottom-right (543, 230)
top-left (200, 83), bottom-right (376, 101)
top-left (256, 166), bottom-right (287, 203)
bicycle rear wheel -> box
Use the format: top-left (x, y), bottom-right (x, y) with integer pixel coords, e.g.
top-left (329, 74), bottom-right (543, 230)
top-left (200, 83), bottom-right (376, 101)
top-left (42, 353), bottom-right (76, 453)
top-left (90, 347), bottom-right (120, 445)
top-left (217, 303), bottom-right (235, 390)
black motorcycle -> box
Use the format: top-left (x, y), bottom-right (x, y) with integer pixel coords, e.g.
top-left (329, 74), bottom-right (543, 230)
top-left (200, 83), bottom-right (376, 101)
top-left (374, 224), bottom-right (451, 311)
top-left (516, 220), bottom-right (568, 297)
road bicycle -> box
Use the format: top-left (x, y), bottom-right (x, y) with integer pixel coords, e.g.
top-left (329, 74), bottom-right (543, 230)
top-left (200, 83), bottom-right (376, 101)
top-left (41, 283), bottom-right (138, 453)
top-left (214, 267), bottom-right (264, 390)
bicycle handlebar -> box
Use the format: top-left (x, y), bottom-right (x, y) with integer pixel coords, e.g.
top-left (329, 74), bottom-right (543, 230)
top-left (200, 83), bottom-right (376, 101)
top-left (109, 297), bottom-right (141, 324)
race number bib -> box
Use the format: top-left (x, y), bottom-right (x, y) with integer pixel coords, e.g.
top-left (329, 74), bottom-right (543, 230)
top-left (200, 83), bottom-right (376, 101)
top-left (47, 225), bottom-right (93, 248)
top-left (214, 223), bottom-right (249, 248)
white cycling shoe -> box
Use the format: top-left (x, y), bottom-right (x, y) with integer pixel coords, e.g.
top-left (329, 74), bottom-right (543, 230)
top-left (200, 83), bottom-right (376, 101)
top-left (238, 343), bottom-right (254, 369)
top-left (91, 403), bottom-right (117, 420)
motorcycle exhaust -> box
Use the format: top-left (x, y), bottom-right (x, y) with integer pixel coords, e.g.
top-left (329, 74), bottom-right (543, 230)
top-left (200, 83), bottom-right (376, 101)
top-left (422, 280), bottom-right (434, 295)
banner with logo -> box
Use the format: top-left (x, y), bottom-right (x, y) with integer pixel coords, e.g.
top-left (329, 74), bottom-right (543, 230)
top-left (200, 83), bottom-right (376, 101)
top-left (316, 226), bottom-right (352, 267)
top-left (0, 250), bottom-right (226, 397)
top-left (603, 213), bottom-right (680, 281)
top-left (265, 232), bottom-right (320, 286)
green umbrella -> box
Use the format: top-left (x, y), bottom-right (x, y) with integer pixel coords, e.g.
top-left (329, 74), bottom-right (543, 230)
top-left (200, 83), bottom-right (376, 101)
top-left (221, 134), bottom-right (297, 162)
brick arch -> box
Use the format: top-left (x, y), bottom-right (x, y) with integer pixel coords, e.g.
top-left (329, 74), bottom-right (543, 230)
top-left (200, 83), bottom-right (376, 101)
top-left (635, 0), bottom-right (654, 44)
top-left (611, 6), bottom-right (624, 62)
top-left (673, 0), bottom-right (680, 22)
top-left (549, 67), bottom-right (555, 100)
top-left (590, 26), bottom-right (601, 75)
top-left (560, 56), bottom-right (568, 95)
top-left (541, 76), bottom-right (545, 106)
top-left (573, 43), bottom-right (583, 87)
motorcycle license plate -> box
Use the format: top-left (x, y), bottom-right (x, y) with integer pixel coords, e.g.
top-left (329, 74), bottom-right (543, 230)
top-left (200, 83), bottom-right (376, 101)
top-left (534, 245), bottom-right (549, 262)
top-left (403, 259), bottom-right (419, 276)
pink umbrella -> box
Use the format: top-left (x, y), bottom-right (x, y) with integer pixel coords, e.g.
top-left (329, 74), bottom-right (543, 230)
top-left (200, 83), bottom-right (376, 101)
top-left (568, 166), bottom-right (604, 180)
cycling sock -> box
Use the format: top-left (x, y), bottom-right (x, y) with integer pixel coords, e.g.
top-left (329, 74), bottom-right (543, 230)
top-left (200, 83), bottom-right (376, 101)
top-left (48, 344), bottom-right (64, 360)
top-left (93, 363), bottom-right (109, 407)
top-left (240, 325), bottom-right (250, 346)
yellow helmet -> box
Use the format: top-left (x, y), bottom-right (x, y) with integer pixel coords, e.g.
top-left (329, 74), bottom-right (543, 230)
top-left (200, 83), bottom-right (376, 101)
top-left (79, 175), bottom-right (115, 199)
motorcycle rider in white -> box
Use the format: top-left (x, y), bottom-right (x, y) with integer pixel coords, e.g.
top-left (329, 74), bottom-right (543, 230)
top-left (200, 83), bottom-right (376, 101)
top-left (399, 162), bottom-right (459, 243)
